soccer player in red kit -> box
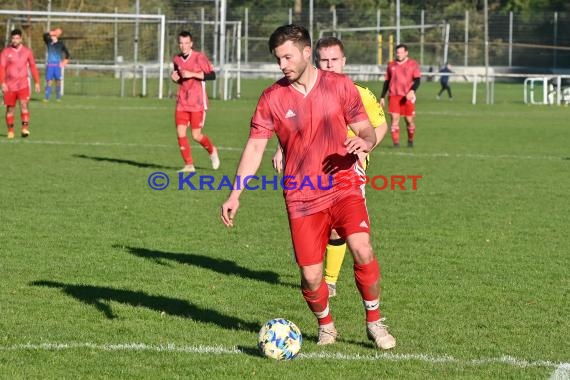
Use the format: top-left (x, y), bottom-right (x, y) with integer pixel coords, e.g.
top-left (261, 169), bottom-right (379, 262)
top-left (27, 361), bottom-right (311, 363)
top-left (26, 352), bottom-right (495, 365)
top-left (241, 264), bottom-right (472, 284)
top-left (0, 29), bottom-right (41, 139)
top-left (220, 24), bottom-right (396, 350)
top-left (171, 31), bottom-right (219, 172)
top-left (380, 44), bottom-right (421, 148)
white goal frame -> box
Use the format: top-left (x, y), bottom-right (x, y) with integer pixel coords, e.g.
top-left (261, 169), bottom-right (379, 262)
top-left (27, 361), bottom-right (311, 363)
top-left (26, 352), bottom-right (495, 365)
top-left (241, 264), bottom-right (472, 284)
top-left (0, 9), bottom-right (166, 99)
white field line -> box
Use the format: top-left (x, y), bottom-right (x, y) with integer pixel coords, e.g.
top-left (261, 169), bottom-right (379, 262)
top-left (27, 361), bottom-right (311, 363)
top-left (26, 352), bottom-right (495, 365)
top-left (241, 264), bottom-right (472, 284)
top-left (0, 139), bottom-right (565, 161)
top-left (550, 363), bottom-right (570, 380)
top-left (381, 151), bottom-right (565, 161)
top-left (0, 342), bottom-right (566, 370)
top-left (0, 139), bottom-right (243, 151)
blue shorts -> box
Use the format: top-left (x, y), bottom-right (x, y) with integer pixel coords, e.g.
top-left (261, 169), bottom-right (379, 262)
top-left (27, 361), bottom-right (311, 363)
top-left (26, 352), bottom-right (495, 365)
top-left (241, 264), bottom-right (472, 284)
top-left (45, 65), bottom-right (62, 81)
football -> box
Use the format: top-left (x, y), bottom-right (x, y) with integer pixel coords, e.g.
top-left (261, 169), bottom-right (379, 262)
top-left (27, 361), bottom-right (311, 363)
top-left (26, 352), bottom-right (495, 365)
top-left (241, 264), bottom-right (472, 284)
top-left (258, 318), bottom-right (302, 360)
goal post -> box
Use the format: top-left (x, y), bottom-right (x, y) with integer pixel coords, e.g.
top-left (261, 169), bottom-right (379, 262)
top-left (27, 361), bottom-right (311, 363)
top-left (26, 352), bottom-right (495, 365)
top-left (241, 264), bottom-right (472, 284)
top-left (318, 23), bottom-right (448, 67)
top-left (0, 9), bottom-right (166, 99)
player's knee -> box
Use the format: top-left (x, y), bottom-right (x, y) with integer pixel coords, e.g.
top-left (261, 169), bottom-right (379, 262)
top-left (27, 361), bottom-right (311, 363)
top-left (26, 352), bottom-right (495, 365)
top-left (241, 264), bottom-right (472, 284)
top-left (191, 131), bottom-right (203, 141)
top-left (300, 269), bottom-right (323, 290)
top-left (348, 240), bottom-right (374, 264)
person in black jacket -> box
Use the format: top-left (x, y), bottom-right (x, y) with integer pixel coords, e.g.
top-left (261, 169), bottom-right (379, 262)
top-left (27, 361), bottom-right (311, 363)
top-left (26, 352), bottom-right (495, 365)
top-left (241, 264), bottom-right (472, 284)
top-left (437, 63), bottom-right (453, 100)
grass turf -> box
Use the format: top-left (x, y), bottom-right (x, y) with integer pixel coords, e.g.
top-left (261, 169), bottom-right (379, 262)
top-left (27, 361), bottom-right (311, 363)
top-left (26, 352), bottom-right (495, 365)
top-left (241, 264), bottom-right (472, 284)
top-left (0, 80), bottom-right (568, 379)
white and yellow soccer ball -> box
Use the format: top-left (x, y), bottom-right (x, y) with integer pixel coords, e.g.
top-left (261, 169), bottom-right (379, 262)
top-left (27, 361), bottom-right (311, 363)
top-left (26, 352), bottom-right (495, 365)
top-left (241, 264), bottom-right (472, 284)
top-left (258, 318), bottom-right (302, 360)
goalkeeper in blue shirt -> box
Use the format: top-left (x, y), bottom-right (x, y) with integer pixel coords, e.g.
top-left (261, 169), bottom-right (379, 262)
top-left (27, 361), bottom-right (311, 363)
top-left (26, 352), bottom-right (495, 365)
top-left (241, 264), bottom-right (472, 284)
top-left (43, 28), bottom-right (70, 101)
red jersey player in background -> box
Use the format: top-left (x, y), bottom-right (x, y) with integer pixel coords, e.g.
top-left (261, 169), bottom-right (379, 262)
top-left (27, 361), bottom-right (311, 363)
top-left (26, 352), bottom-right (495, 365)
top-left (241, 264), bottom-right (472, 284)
top-left (171, 31), bottom-right (219, 172)
top-left (0, 28), bottom-right (40, 139)
top-left (380, 44), bottom-right (421, 148)
top-left (221, 24), bottom-right (396, 350)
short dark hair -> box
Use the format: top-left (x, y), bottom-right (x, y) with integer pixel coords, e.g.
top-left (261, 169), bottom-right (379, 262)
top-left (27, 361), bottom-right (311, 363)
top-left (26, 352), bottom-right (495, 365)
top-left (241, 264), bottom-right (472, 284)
top-left (11, 29), bottom-right (22, 37)
top-left (395, 44), bottom-right (408, 51)
top-left (268, 24), bottom-right (311, 53)
top-left (315, 36), bottom-right (344, 54)
top-left (178, 31), bottom-right (193, 40)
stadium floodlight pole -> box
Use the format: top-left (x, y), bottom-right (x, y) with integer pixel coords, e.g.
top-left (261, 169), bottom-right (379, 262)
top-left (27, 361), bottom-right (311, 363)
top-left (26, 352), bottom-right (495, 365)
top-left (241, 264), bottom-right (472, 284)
top-left (484, 0), bottom-right (490, 104)
top-left (46, 0), bottom-right (51, 30)
top-left (45, 0), bottom-right (51, 62)
top-left (464, 10), bottom-right (469, 67)
top-left (508, 11), bottom-right (513, 67)
top-left (309, 0), bottom-right (314, 47)
top-left (396, 0), bottom-right (400, 45)
top-left (219, 0), bottom-right (227, 92)
top-left (553, 12), bottom-right (558, 69)
top-left (133, 0), bottom-right (139, 97)
top-left (420, 10), bottom-right (424, 66)
top-left (443, 23), bottom-right (450, 65)
top-left (158, 14), bottom-right (165, 99)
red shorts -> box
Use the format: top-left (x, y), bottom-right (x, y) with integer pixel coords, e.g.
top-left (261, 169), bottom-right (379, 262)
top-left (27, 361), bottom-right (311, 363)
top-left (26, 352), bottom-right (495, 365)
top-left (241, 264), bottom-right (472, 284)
top-left (288, 195), bottom-right (371, 267)
top-left (175, 110), bottom-right (206, 129)
top-left (388, 95), bottom-right (415, 117)
top-left (2, 88), bottom-right (30, 107)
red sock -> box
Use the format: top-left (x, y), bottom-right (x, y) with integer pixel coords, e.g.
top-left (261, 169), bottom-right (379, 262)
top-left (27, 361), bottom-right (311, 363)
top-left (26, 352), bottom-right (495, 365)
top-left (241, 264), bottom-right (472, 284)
top-left (407, 123), bottom-right (416, 141)
top-left (177, 137), bottom-right (192, 165)
top-left (6, 114), bottom-right (14, 129)
top-left (391, 126), bottom-right (400, 145)
top-left (198, 135), bottom-right (214, 155)
top-left (354, 258), bottom-right (382, 322)
top-left (21, 111), bottom-right (29, 127)
top-left (302, 281), bottom-right (333, 325)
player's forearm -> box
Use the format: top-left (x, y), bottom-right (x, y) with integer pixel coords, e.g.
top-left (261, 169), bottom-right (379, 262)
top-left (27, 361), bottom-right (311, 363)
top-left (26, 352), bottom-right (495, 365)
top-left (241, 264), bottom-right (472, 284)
top-left (227, 138), bottom-right (268, 200)
top-left (29, 61), bottom-right (40, 83)
top-left (380, 80), bottom-right (389, 98)
top-left (411, 77), bottom-right (421, 92)
top-left (372, 123), bottom-right (388, 150)
top-left (191, 71), bottom-right (205, 80)
top-left (360, 127), bottom-right (377, 152)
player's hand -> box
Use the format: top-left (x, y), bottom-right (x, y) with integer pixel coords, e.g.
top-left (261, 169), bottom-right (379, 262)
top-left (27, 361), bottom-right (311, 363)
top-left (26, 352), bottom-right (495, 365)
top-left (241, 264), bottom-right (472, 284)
top-left (171, 71), bottom-right (180, 82)
top-left (34, 83), bottom-right (40, 93)
top-left (221, 198), bottom-right (240, 227)
top-left (322, 152), bottom-right (357, 175)
top-left (344, 136), bottom-right (373, 155)
top-left (379, 98), bottom-right (385, 108)
top-left (272, 147), bottom-right (284, 173)
top-left (1, 83), bottom-right (7, 93)
top-left (60, 59), bottom-right (69, 68)
top-left (406, 91), bottom-right (416, 103)
top-left (179, 70), bottom-right (193, 79)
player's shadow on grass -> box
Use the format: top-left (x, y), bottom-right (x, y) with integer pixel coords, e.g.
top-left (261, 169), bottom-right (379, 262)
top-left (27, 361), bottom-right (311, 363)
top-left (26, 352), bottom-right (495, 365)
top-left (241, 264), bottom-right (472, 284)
top-left (120, 246), bottom-right (296, 289)
top-left (236, 345), bottom-right (264, 358)
top-left (30, 280), bottom-right (259, 332)
top-left (73, 154), bottom-right (177, 170)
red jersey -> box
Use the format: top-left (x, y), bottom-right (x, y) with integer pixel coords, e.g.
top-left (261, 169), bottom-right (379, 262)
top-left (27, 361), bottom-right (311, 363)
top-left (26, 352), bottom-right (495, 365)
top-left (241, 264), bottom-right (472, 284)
top-left (0, 44), bottom-right (40, 92)
top-left (250, 70), bottom-right (369, 218)
top-left (385, 58), bottom-right (421, 97)
top-left (172, 51), bottom-right (215, 112)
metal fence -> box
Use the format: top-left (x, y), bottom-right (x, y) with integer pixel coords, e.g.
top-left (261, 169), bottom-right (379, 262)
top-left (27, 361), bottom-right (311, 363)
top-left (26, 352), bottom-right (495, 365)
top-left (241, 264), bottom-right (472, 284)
top-left (2, 1), bottom-right (568, 99)
top-left (3, 2), bottom-right (568, 70)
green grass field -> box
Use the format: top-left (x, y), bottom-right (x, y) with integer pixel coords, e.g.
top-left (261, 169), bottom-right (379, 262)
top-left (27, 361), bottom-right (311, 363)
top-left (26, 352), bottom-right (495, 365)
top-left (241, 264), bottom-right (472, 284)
top-left (0, 80), bottom-right (568, 379)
